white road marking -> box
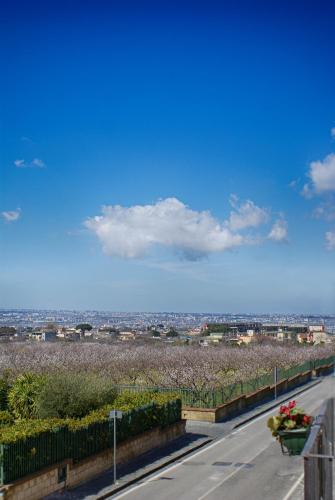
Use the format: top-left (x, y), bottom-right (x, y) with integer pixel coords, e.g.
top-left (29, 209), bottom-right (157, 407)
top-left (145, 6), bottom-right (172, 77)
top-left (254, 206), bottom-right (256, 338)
top-left (196, 444), bottom-right (269, 500)
top-left (281, 472), bottom-right (304, 500)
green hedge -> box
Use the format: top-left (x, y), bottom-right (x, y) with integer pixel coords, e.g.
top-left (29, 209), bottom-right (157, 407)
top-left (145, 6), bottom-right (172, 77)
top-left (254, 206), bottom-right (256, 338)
top-left (0, 392), bottom-right (181, 484)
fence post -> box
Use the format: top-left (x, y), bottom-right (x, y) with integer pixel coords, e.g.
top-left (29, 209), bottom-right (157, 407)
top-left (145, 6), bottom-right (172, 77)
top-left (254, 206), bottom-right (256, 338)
top-left (0, 444), bottom-right (3, 485)
top-left (274, 367), bottom-right (278, 400)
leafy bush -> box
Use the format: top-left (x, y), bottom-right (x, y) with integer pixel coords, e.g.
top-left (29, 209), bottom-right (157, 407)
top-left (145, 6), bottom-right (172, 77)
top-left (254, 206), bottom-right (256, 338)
top-left (8, 373), bottom-right (46, 419)
top-left (0, 377), bottom-right (10, 411)
top-left (0, 393), bottom-right (181, 484)
top-left (36, 373), bottom-right (117, 419)
top-left (0, 410), bottom-right (14, 426)
top-left (0, 392), bottom-right (181, 444)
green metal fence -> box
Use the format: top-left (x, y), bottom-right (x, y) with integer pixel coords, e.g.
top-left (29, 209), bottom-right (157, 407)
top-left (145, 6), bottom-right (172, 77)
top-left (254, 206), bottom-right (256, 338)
top-left (0, 399), bottom-right (181, 485)
top-left (277, 360), bottom-right (313, 381)
top-left (115, 357), bottom-right (334, 409)
top-left (312, 356), bottom-right (334, 369)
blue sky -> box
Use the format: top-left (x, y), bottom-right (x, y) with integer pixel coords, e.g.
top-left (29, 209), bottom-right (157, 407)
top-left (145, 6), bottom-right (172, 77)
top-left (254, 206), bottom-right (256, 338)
top-left (1, 1), bottom-right (335, 313)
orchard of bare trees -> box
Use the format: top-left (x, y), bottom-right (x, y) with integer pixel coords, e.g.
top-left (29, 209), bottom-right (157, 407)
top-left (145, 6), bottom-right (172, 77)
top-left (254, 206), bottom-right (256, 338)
top-left (0, 342), bottom-right (333, 391)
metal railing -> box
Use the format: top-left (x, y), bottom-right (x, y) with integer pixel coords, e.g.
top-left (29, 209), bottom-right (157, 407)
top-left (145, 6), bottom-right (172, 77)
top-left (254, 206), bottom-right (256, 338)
top-left (302, 398), bottom-right (334, 500)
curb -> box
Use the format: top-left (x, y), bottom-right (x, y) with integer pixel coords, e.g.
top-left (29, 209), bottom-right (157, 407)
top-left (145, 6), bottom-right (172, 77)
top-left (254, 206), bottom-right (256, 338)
top-left (96, 438), bottom-right (212, 499)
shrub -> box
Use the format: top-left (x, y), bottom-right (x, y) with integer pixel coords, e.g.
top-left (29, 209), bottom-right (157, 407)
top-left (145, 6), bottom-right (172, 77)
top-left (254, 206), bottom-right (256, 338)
top-left (36, 373), bottom-right (117, 419)
top-left (0, 392), bottom-right (181, 484)
top-left (0, 377), bottom-right (10, 411)
top-left (0, 410), bottom-right (14, 426)
top-left (0, 392), bottom-right (180, 443)
top-left (8, 373), bottom-right (46, 419)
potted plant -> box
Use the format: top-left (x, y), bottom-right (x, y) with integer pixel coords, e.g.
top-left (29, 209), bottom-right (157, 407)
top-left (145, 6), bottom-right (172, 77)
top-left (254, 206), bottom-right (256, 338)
top-left (267, 400), bottom-right (313, 455)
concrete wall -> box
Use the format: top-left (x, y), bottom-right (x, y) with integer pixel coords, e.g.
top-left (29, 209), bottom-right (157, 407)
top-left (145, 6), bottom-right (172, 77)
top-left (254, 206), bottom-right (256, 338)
top-left (315, 363), bottom-right (334, 377)
top-left (0, 420), bottom-right (185, 500)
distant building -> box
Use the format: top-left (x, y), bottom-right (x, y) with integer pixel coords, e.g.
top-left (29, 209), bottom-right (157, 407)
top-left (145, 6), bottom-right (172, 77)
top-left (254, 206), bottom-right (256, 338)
top-left (297, 326), bottom-right (327, 344)
top-left (308, 325), bottom-right (324, 333)
top-left (238, 335), bottom-right (254, 344)
top-left (119, 331), bottom-right (136, 341)
top-left (41, 331), bottom-right (57, 342)
top-left (204, 322), bottom-right (262, 336)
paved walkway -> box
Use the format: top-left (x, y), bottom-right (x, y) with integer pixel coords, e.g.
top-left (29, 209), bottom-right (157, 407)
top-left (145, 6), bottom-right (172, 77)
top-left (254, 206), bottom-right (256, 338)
top-left (44, 377), bottom-right (332, 500)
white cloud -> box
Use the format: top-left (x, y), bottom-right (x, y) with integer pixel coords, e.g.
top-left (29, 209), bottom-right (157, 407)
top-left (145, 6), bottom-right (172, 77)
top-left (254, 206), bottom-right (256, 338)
top-left (301, 183), bottom-right (313, 199)
top-left (1, 209), bottom-right (21, 222)
top-left (226, 196), bottom-right (269, 231)
top-left (85, 198), bottom-right (249, 260)
top-left (268, 218), bottom-right (288, 242)
top-left (85, 197), bottom-right (285, 260)
top-left (325, 231), bottom-right (335, 250)
top-left (14, 158), bottom-right (46, 168)
top-left (14, 159), bottom-right (26, 168)
top-left (313, 200), bottom-right (335, 221)
top-left (302, 134), bottom-right (335, 249)
top-left (31, 158), bottom-right (45, 168)
top-left (307, 153), bottom-right (335, 194)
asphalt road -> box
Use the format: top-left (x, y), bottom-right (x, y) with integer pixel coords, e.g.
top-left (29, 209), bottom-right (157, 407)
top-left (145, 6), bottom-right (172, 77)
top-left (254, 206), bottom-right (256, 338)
top-left (111, 377), bottom-right (335, 500)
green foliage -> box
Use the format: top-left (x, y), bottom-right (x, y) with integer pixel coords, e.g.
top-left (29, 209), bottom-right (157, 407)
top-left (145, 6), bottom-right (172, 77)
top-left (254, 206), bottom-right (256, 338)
top-left (0, 410), bottom-right (14, 426)
top-left (151, 330), bottom-right (161, 337)
top-left (166, 328), bottom-right (179, 337)
top-left (8, 373), bottom-right (46, 419)
top-left (0, 392), bottom-right (180, 444)
top-left (0, 392), bottom-right (181, 483)
top-left (36, 373), bottom-right (117, 419)
top-left (76, 323), bottom-right (93, 332)
top-left (0, 376), bottom-right (10, 410)
top-left (267, 416), bottom-right (283, 436)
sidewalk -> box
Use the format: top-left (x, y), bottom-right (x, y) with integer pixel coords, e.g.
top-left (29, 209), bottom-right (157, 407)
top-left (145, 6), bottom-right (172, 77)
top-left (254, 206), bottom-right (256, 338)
top-left (44, 378), bottom-right (321, 500)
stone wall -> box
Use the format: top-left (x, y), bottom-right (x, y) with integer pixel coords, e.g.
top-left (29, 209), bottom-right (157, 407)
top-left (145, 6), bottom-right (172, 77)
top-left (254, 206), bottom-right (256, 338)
top-left (0, 420), bottom-right (186, 500)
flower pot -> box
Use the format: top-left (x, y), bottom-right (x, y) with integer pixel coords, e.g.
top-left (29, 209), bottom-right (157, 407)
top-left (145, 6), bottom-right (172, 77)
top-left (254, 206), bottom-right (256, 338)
top-left (277, 428), bottom-right (309, 456)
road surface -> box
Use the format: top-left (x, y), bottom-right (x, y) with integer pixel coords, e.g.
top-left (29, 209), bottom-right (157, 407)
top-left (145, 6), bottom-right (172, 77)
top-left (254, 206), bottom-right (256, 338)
top-left (111, 377), bottom-right (334, 500)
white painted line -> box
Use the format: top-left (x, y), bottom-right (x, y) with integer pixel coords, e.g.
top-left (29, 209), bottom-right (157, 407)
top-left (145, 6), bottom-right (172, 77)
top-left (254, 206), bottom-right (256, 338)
top-left (281, 472), bottom-right (304, 500)
top-left (196, 444), bottom-right (269, 500)
top-left (112, 382), bottom-right (321, 499)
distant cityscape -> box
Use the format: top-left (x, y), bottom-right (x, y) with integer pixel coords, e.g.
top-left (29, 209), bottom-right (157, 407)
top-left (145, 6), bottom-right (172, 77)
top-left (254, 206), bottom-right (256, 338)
top-left (0, 308), bottom-right (334, 328)
top-left (1, 309), bottom-right (334, 340)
